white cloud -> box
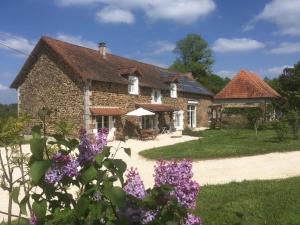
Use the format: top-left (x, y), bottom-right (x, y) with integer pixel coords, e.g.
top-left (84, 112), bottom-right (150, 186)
top-left (0, 32), bottom-right (35, 57)
top-left (0, 83), bottom-right (8, 91)
top-left (56, 33), bottom-right (98, 49)
top-left (242, 24), bottom-right (255, 32)
top-left (56, 0), bottom-right (216, 24)
top-left (149, 41), bottom-right (175, 55)
top-left (256, 0), bottom-right (300, 35)
top-left (269, 42), bottom-right (300, 54)
top-left (266, 65), bottom-right (291, 76)
top-left (212, 38), bottom-right (265, 53)
top-left (96, 7), bottom-right (135, 24)
top-left (215, 70), bottom-right (236, 78)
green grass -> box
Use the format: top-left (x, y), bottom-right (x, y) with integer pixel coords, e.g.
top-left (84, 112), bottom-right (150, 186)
top-left (139, 128), bottom-right (300, 160)
top-left (196, 176), bottom-right (300, 225)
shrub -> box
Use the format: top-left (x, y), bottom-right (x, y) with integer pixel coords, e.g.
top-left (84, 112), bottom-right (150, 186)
top-left (271, 120), bottom-right (289, 142)
top-left (23, 126), bottom-right (201, 225)
top-left (286, 110), bottom-right (300, 139)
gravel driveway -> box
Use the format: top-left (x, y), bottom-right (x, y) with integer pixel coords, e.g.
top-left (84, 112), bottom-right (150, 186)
top-left (1, 134), bottom-right (300, 221)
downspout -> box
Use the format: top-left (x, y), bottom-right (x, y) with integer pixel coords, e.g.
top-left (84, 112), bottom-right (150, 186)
top-left (83, 79), bottom-right (92, 133)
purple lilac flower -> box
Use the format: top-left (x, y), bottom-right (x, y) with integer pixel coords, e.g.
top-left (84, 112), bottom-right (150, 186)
top-left (142, 210), bottom-right (157, 224)
top-left (44, 153), bottom-right (79, 184)
top-left (29, 213), bottom-right (37, 225)
top-left (154, 160), bottom-right (200, 209)
top-left (123, 167), bottom-right (146, 199)
top-left (77, 129), bottom-right (108, 165)
top-left (182, 213), bottom-right (202, 225)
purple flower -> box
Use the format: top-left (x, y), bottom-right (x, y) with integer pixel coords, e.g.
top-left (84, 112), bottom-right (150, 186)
top-left (182, 213), bottom-right (202, 225)
top-left (123, 167), bottom-right (146, 199)
top-left (142, 210), bottom-right (157, 224)
top-left (29, 213), bottom-right (37, 225)
top-left (154, 160), bottom-right (200, 209)
top-left (77, 129), bottom-right (108, 165)
top-left (44, 153), bottom-right (79, 184)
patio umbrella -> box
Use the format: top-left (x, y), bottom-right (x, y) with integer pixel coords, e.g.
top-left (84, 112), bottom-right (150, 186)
top-left (126, 107), bottom-right (155, 116)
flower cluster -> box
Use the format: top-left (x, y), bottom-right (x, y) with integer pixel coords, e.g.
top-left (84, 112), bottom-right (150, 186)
top-left (154, 160), bottom-right (200, 209)
top-left (29, 213), bottom-right (37, 225)
top-left (123, 167), bottom-right (146, 199)
top-left (77, 128), bottom-right (108, 165)
top-left (45, 152), bottom-right (79, 184)
top-left (183, 213), bottom-right (202, 225)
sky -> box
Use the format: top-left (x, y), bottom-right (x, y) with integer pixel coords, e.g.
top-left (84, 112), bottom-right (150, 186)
top-left (0, 0), bottom-right (300, 104)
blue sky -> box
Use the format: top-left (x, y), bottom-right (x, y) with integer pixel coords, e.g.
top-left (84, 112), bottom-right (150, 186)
top-left (0, 0), bottom-right (300, 104)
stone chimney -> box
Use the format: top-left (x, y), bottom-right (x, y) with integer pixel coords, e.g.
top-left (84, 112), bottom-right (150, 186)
top-left (98, 42), bottom-right (106, 58)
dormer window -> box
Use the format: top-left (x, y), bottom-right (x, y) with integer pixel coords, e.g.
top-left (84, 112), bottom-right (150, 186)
top-left (128, 76), bottom-right (139, 95)
top-left (152, 89), bottom-right (162, 103)
top-left (170, 83), bottom-right (177, 98)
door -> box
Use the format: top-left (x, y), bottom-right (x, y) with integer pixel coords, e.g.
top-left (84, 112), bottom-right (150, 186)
top-left (95, 116), bottom-right (115, 141)
top-left (187, 105), bottom-right (197, 128)
top-left (173, 110), bottom-right (184, 130)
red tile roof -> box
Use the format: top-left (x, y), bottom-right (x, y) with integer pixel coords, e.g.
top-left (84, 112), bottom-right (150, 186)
top-left (136, 103), bottom-right (179, 112)
top-left (215, 70), bottom-right (280, 99)
top-left (90, 107), bottom-right (125, 116)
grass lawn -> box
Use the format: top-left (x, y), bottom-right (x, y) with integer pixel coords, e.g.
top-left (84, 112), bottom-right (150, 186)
top-left (196, 176), bottom-right (300, 225)
top-left (139, 128), bottom-right (300, 160)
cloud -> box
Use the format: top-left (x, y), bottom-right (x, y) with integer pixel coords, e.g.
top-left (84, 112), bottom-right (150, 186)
top-left (255, 0), bottom-right (300, 35)
top-left (269, 42), bottom-right (300, 54)
top-left (242, 24), bottom-right (255, 32)
top-left (212, 38), bottom-right (265, 53)
top-left (265, 65), bottom-right (291, 77)
top-left (96, 7), bottom-right (135, 24)
top-left (148, 41), bottom-right (175, 55)
top-left (0, 32), bottom-right (35, 57)
top-left (56, 33), bottom-right (98, 49)
top-left (56, 0), bottom-right (216, 24)
top-left (215, 70), bottom-right (236, 78)
top-left (0, 83), bottom-right (8, 91)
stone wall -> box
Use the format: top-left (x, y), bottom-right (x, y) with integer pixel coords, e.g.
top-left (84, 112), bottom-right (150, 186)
top-left (18, 47), bottom-right (85, 134)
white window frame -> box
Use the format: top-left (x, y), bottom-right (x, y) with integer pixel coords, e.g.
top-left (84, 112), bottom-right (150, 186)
top-left (187, 105), bottom-right (197, 129)
top-left (151, 89), bottom-right (162, 103)
top-left (170, 83), bottom-right (177, 98)
top-left (128, 76), bottom-right (139, 95)
top-left (173, 110), bottom-right (184, 130)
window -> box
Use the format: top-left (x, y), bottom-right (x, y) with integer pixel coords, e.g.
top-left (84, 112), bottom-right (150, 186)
top-left (187, 105), bottom-right (197, 128)
top-left (128, 76), bottom-right (139, 95)
top-left (151, 89), bottom-right (162, 103)
top-left (170, 83), bottom-right (177, 98)
top-left (173, 110), bottom-right (183, 130)
top-left (96, 116), bottom-right (109, 130)
top-left (141, 116), bottom-right (154, 129)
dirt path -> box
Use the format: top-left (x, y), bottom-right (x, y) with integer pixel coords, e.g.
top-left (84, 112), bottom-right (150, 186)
top-left (1, 135), bottom-right (300, 221)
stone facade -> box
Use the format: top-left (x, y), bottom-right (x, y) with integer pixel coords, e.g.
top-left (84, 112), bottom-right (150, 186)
top-left (17, 47), bottom-right (212, 138)
top-left (18, 47), bottom-right (85, 134)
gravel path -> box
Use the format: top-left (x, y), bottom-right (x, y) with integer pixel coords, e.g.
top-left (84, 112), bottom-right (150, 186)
top-left (1, 134), bottom-right (300, 221)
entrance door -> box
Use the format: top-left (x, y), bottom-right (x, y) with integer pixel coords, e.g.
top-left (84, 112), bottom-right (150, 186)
top-left (96, 116), bottom-right (115, 141)
top-left (187, 105), bottom-right (197, 128)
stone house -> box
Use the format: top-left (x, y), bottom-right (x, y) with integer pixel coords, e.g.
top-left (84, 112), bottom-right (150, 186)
top-left (10, 36), bottom-right (214, 140)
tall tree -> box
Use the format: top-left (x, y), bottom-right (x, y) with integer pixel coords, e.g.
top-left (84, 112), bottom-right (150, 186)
top-left (170, 34), bottom-right (229, 93)
top-left (170, 34), bottom-right (213, 76)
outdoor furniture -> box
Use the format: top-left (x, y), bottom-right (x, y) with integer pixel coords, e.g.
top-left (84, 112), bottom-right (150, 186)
top-left (161, 126), bottom-right (168, 134)
top-left (138, 128), bottom-right (158, 140)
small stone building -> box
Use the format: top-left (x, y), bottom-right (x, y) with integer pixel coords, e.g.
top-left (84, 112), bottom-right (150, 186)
top-left (10, 36), bottom-right (213, 140)
top-left (211, 70), bottom-right (280, 125)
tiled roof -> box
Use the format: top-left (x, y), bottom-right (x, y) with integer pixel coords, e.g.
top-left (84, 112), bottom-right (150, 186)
top-left (10, 36), bottom-right (213, 97)
top-left (136, 103), bottom-right (179, 112)
top-left (90, 107), bottom-right (125, 116)
top-left (215, 70), bottom-right (280, 99)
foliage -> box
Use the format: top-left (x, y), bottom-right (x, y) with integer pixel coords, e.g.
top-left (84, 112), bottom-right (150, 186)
top-left (0, 104), bottom-right (17, 119)
top-left (271, 120), bottom-right (289, 142)
top-left (139, 128), bottom-right (300, 160)
top-left (22, 126), bottom-right (201, 225)
top-left (197, 177), bottom-right (300, 225)
top-left (54, 120), bottom-right (75, 137)
top-left (286, 110), bottom-right (300, 139)
top-left (169, 34), bottom-right (229, 94)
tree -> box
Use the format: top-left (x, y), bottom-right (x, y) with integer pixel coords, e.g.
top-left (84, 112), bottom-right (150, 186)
top-left (170, 34), bottom-right (213, 76)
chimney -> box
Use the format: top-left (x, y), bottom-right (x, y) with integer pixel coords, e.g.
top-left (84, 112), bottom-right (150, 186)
top-left (98, 42), bottom-right (106, 58)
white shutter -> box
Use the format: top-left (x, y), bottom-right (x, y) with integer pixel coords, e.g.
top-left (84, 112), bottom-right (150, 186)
top-left (170, 83), bottom-right (177, 98)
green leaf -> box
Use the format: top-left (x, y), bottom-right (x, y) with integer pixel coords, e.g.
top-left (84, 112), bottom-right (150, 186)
top-left (31, 125), bottom-right (42, 138)
top-left (104, 186), bottom-right (126, 208)
top-left (112, 159), bottom-right (127, 174)
top-left (80, 166), bottom-right (97, 185)
top-left (30, 160), bottom-right (51, 185)
top-left (123, 148), bottom-right (131, 157)
top-left (19, 196), bottom-right (29, 215)
top-left (76, 196), bottom-right (89, 217)
top-left (32, 199), bottom-right (47, 220)
top-left (11, 187), bottom-right (20, 203)
top-left (30, 137), bottom-right (46, 160)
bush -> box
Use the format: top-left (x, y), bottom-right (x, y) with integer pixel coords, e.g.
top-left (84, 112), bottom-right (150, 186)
top-left (271, 120), bottom-right (289, 142)
top-left (286, 110), bottom-right (300, 139)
